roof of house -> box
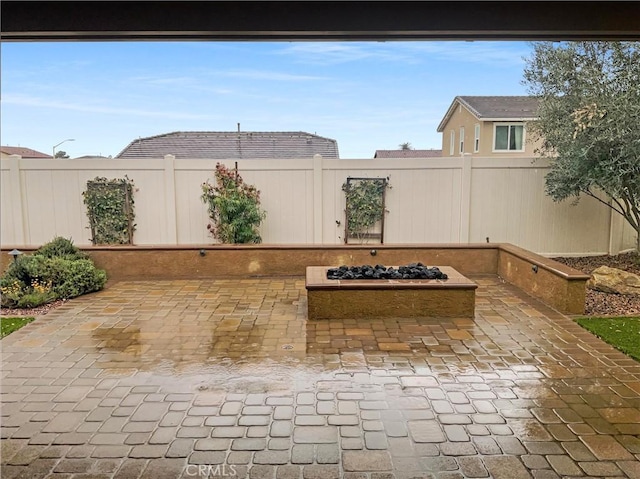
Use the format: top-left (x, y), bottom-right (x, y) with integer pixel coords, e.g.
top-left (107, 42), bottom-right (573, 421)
top-left (374, 149), bottom-right (443, 159)
top-left (437, 96), bottom-right (540, 132)
top-left (1, 146), bottom-right (52, 158)
top-left (116, 131), bottom-right (340, 159)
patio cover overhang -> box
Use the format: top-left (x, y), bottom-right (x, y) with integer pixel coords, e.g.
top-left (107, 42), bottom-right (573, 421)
top-left (2, 1), bottom-right (639, 42)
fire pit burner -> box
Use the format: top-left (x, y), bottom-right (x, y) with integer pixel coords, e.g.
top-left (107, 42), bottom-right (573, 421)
top-left (327, 263), bottom-right (448, 280)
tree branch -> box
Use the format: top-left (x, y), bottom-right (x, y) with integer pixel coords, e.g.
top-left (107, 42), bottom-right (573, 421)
top-left (582, 189), bottom-right (626, 217)
top-left (619, 194), bottom-right (640, 230)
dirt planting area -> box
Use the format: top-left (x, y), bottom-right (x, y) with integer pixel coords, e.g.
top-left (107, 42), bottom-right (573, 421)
top-left (553, 252), bottom-right (640, 316)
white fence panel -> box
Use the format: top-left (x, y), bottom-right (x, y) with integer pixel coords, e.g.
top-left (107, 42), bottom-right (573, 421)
top-left (321, 163), bottom-right (391, 244)
top-left (73, 162), bottom-right (167, 245)
top-left (382, 165), bottom-right (462, 244)
top-left (174, 167), bottom-right (211, 245)
top-left (21, 168), bottom-right (87, 245)
top-left (1, 160), bottom-right (19, 246)
top-left (173, 159), bottom-right (316, 244)
top-left (119, 169), bottom-right (167, 245)
top-left (622, 221), bottom-right (638, 251)
top-left (320, 159), bottom-right (463, 244)
top-left (468, 158), bottom-right (612, 255)
top-left (0, 155), bottom-right (636, 255)
top-left (234, 160), bottom-right (314, 244)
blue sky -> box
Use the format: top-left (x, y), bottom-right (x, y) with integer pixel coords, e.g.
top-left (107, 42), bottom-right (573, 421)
top-left (1, 41), bottom-right (532, 158)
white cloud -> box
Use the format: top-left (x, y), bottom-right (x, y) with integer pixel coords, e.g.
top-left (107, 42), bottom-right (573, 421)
top-left (125, 75), bottom-right (235, 95)
top-left (277, 43), bottom-right (408, 64)
top-left (218, 69), bottom-right (328, 82)
top-left (129, 75), bottom-right (196, 86)
top-left (278, 41), bottom-right (528, 67)
top-left (3, 94), bottom-right (215, 120)
top-left (402, 42), bottom-right (528, 66)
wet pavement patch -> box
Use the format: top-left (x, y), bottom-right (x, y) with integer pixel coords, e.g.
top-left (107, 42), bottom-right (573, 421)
top-left (1, 276), bottom-right (640, 478)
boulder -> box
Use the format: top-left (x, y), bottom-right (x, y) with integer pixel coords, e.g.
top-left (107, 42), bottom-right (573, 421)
top-left (587, 266), bottom-right (640, 296)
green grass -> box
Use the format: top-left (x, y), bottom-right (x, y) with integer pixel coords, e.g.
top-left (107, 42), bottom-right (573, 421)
top-left (1, 316), bottom-right (35, 338)
top-left (576, 316), bottom-right (640, 361)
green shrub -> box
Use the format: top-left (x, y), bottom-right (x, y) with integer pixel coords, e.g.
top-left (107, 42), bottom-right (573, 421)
top-left (9, 255), bottom-right (49, 285)
top-left (201, 163), bottom-right (266, 244)
top-left (342, 178), bottom-right (390, 243)
top-left (83, 176), bottom-right (136, 245)
top-left (0, 278), bottom-right (26, 308)
top-left (0, 237), bottom-right (107, 308)
top-left (0, 272), bottom-right (55, 308)
top-left (50, 259), bottom-right (107, 299)
top-left (17, 291), bottom-right (56, 308)
top-left (36, 236), bottom-right (86, 260)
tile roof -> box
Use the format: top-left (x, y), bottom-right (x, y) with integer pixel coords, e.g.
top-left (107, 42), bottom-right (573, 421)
top-left (374, 149), bottom-right (442, 159)
top-left (1, 146), bottom-right (52, 158)
top-left (437, 96), bottom-right (540, 132)
top-left (116, 131), bottom-right (340, 159)
top-left (459, 96), bottom-right (540, 119)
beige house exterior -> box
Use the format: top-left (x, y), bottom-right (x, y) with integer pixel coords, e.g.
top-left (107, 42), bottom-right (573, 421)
top-left (437, 96), bottom-right (541, 158)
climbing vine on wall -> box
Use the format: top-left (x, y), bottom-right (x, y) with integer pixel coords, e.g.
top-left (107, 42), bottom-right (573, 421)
top-left (83, 176), bottom-right (136, 245)
top-left (201, 162), bottom-right (266, 244)
top-left (342, 177), bottom-right (390, 243)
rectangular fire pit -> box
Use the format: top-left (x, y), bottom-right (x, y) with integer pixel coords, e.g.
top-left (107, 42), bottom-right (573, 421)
top-left (306, 266), bottom-right (477, 320)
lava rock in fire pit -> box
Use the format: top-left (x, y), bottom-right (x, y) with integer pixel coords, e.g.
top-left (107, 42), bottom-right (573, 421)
top-left (327, 263), bottom-right (448, 280)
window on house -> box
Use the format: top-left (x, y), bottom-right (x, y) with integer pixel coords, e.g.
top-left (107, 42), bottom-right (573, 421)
top-left (459, 127), bottom-right (464, 154)
top-left (474, 124), bottom-right (480, 152)
top-left (494, 124), bottom-right (524, 151)
top-left (450, 130), bottom-right (455, 155)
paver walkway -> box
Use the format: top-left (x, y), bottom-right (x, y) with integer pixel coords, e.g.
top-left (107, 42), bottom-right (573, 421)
top-left (1, 276), bottom-right (640, 479)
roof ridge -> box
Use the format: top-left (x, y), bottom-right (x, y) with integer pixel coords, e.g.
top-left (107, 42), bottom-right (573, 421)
top-left (456, 96), bottom-right (481, 118)
top-left (130, 131), bottom-right (336, 140)
top-left (1, 146), bottom-right (52, 157)
top-left (375, 148), bottom-right (441, 151)
top-left (459, 95), bottom-right (536, 98)
top-left (115, 130), bottom-right (339, 159)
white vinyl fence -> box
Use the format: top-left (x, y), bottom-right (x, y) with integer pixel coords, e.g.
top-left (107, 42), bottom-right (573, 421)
top-left (1, 155), bottom-right (636, 256)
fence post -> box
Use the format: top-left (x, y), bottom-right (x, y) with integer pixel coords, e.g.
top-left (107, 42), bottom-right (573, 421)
top-left (458, 153), bottom-right (473, 243)
top-left (8, 155), bottom-right (26, 245)
top-left (608, 205), bottom-right (624, 255)
top-left (313, 154), bottom-right (323, 243)
top-left (163, 154), bottom-right (178, 244)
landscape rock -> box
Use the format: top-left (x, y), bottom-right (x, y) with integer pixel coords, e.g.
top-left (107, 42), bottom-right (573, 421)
top-left (326, 263), bottom-right (448, 280)
top-left (587, 266), bottom-right (640, 296)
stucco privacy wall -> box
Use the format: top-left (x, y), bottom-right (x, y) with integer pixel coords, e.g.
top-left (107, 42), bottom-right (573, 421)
top-left (1, 155), bottom-right (635, 255)
top-left (497, 244), bottom-right (590, 315)
top-left (0, 243), bottom-right (588, 314)
top-left (0, 244), bottom-right (498, 282)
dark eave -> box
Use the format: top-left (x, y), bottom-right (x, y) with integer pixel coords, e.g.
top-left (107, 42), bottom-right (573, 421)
top-left (2, 2), bottom-right (640, 42)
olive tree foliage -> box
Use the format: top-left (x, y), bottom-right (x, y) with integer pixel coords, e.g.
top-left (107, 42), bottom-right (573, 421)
top-left (523, 42), bottom-right (640, 251)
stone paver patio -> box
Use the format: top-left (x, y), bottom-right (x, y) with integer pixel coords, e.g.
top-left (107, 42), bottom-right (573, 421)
top-left (2, 276), bottom-right (640, 479)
